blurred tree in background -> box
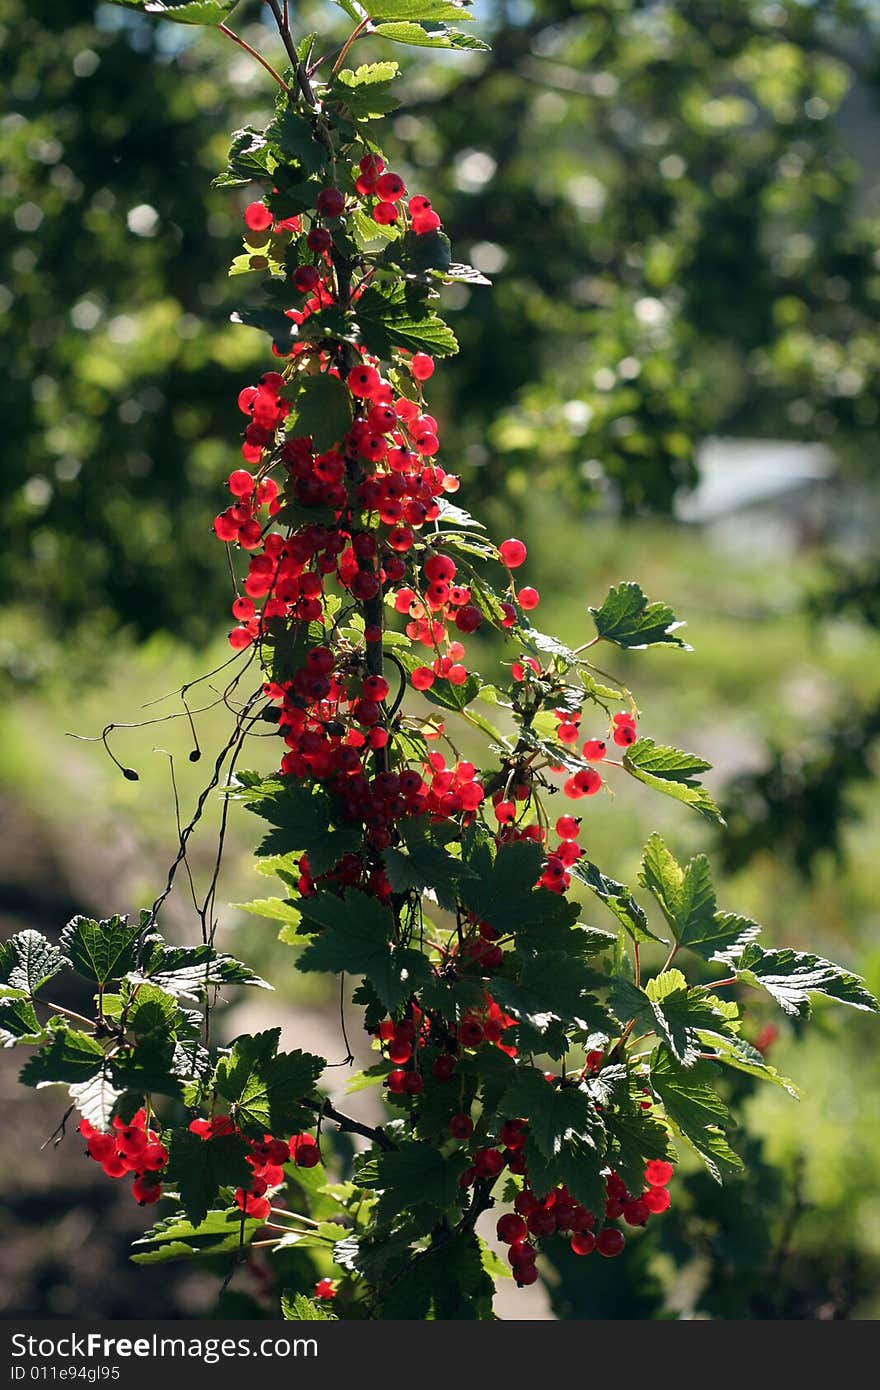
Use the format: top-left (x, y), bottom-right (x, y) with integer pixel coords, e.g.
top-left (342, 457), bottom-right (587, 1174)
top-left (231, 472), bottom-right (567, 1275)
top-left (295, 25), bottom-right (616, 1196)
top-left (2, 0), bottom-right (880, 1319)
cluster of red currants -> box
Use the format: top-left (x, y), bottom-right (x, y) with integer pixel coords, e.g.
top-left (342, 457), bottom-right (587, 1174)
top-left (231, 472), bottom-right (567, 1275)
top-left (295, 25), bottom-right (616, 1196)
top-left (187, 1115), bottom-right (320, 1222)
top-left (79, 1110), bottom-right (167, 1206)
top-left (495, 1157), bottom-right (675, 1286)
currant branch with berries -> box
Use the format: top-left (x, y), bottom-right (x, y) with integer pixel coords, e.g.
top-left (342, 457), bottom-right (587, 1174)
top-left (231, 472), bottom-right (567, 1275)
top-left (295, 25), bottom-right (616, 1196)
top-left (5, 0), bottom-right (877, 1321)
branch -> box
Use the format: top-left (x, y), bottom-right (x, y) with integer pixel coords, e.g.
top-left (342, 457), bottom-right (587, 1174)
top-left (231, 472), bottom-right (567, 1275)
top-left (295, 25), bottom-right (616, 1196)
top-left (302, 1096), bottom-right (396, 1151)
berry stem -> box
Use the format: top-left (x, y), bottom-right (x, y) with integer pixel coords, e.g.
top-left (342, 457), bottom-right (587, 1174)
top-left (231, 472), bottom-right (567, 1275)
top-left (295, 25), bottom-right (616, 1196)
top-left (332, 18), bottom-right (372, 77)
top-left (217, 24), bottom-right (292, 96)
top-left (300, 1096), bottom-right (396, 1151)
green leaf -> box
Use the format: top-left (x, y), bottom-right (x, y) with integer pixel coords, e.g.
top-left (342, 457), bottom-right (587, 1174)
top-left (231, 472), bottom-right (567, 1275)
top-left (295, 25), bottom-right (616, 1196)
top-left (166, 1127), bottom-right (254, 1227)
top-left (69, 1068), bottom-right (124, 1132)
top-left (234, 897), bottom-right (302, 928)
top-left (281, 1291), bottom-right (338, 1321)
top-left (650, 1046), bottom-right (742, 1182)
top-left (373, 1142), bottom-right (465, 1221)
top-left (499, 1065), bottom-right (607, 1208)
top-left (60, 914), bottom-right (140, 987)
top-left (730, 943), bottom-right (879, 1018)
top-left (420, 671), bottom-right (481, 712)
top-left (602, 1091), bottom-right (676, 1195)
top-left (296, 891), bottom-right (430, 1011)
top-left (19, 1025), bottom-right (106, 1086)
top-left (502, 1066), bottom-right (601, 1157)
top-left (133, 940), bottom-right (271, 999)
top-left (214, 1028), bottom-right (324, 1140)
top-left (0, 930), bottom-right (66, 995)
top-left (109, 1036), bottom-right (183, 1098)
top-left (353, 0), bottom-right (476, 19)
top-left (639, 835), bottom-right (760, 960)
top-left (492, 952), bottom-right (611, 1049)
top-left (131, 1209), bottom-right (259, 1264)
top-left (332, 65), bottom-right (401, 118)
top-left (357, 281), bottom-right (459, 358)
top-left (589, 581), bottom-right (690, 649)
top-left (696, 1030), bottom-right (799, 1098)
top-left (382, 841), bottom-right (475, 912)
top-left (242, 780), bottom-right (363, 876)
top-left (372, 21), bottom-right (489, 51)
top-left (214, 126), bottom-right (276, 187)
top-left (106, 1), bottom-right (241, 24)
top-left (623, 739), bottom-right (725, 825)
top-left (459, 840), bottom-right (539, 931)
top-left (230, 305), bottom-right (297, 354)
top-left (284, 374), bottom-right (353, 453)
top-left (0, 995), bottom-right (41, 1044)
top-left (337, 61), bottom-right (400, 87)
top-left (378, 1231), bottom-right (493, 1319)
top-left (572, 860), bottom-right (664, 945)
top-left (386, 228), bottom-right (452, 275)
top-left (264, 109), bottom-right (326, 175)
top-left (479, 1236), bottom-right (513, 1280)
top-left (126, 982), bottom-right (192, 1041)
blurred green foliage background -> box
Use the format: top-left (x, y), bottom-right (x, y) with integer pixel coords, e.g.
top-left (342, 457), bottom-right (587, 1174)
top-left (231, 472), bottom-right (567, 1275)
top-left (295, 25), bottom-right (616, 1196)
top-left (1, 0), bottom-right (879, 1319)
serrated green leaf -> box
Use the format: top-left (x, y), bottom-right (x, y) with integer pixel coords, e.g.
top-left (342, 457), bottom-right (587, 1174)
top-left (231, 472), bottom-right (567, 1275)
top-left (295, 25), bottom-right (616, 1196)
top-left (0, 930), bottom-right (66, 996)
top-left (167, 1127), bottom-right (253, 1227)
top-left (132, 940), bottom-right (271, 999)
top-left (650, 1046), bottom-right (741, 1182)
top-left (459, 840), bottom-right (538, 930)
top-left (639, 834), bottom-right (760, 960)
top-left (0, 995), bottom-right (42, 1044)
top-left (572, 860), bottom-right (664, 945)
top-left (374, 1142), bottom-right (465, 1221)
top-left (106, 0), bottom-right (241, 24)
top-left (382, 841), bottom-right (475, 912)
top-left (296, 890), bottom-right (431, 1011)
top-left (501, 1066), bottom-right (602, 1158)
top-left (372, 21), bottom-right (489, 51)
top-left (131, 1209), bottom-right (258, 1264)
top-left (492, 952), bottom-right (611, 1049)
top-left (60, 914), bottom-right (139, 986)
top-left (338, 61), bottom-right (400, 87)
top-left (241, 780), bottom-right (363, 876)
top-left (213, 1028), bottom-right (324, 1140)
top-left (589, 581), bottom-right (690, 649)
top-left (730, 943), bottom-right (879, 1018)
top-left (69, 1068), bottom-right (123, 1132)
top-left (234, 897), bottom-right (302, 927)
top-left (624, 739), bottom-right (724, 824)
top-left (284, 373), bottom-right (353, 453)
top-left (602, 1089), bottom-right (676, 1194)
top-left (215, 126), bottom-right (276, 187)
top-left (354, 0), bottom-right (475, 19)
top-left (696, 1030), bottom-right (799, 1097)
top-left (230, 305), bottom-right (297, 353)
top-left (126, 982), bottom-right (189, 1040)
top-left (357, 281), bottom-right (459, 358)
top-left (281, 1290), bottom-right (338, 1320)
top-left (19, 1026), bottom-right (106, 1086)
top-left (264, 109), bottom-right (326, 175)
top-left (420, 671), bottom-right (481, 712)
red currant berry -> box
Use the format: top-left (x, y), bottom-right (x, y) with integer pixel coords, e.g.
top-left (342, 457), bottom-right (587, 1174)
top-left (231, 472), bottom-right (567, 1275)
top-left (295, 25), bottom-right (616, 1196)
top-left (571, 1232), bottom-right (596, 1256)
top-left (596, 1227), bottom-right (626, 1258)
top-left (316, 187), bottom-right (345, 218)
top-left (499, 538), bottom-right (527, 569)
top-left (410, 352), bottom-right (435, 381)
top-left (644, 1159), bottom-right (674, 1187)
top-left (496, 1213), bottom-right (528, 1244)
top-left (244, 203), bottom-right (273, 232)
